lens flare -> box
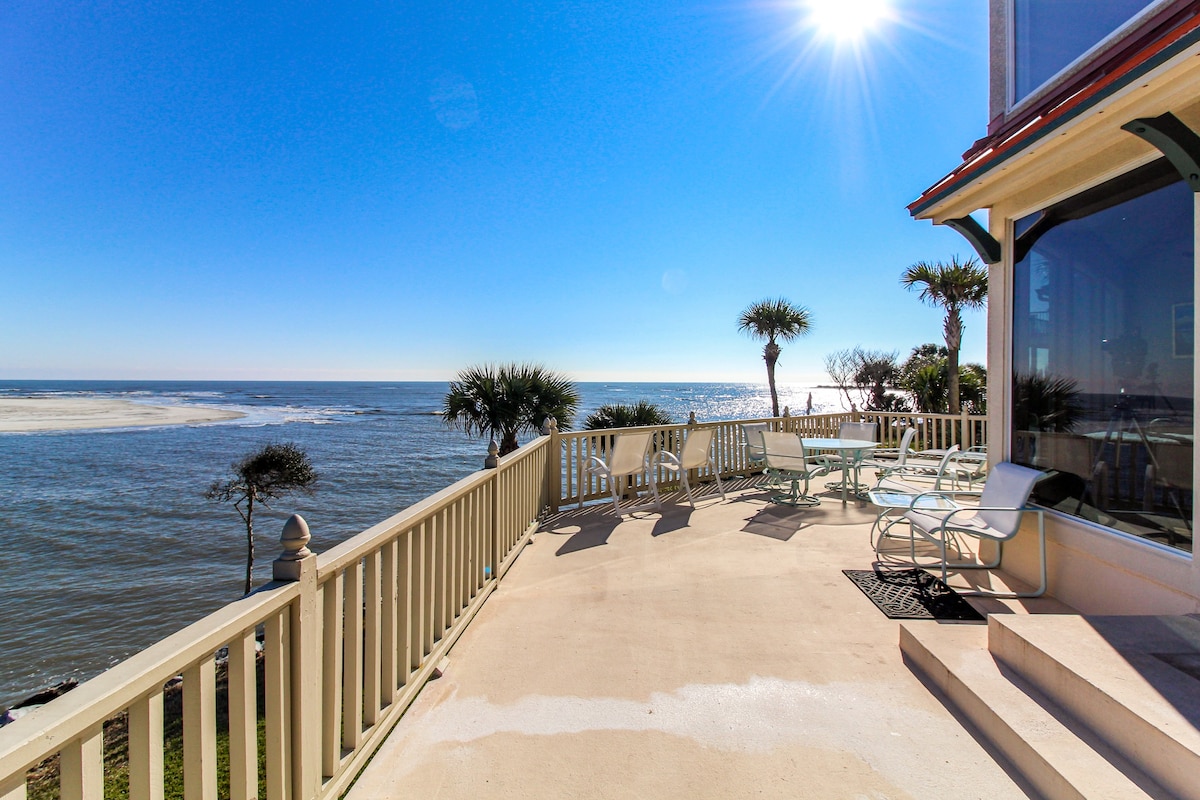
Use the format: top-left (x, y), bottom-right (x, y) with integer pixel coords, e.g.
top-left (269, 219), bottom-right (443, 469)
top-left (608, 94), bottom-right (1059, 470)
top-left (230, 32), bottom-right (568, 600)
top-left (805, 0), bottom-right (892, 43)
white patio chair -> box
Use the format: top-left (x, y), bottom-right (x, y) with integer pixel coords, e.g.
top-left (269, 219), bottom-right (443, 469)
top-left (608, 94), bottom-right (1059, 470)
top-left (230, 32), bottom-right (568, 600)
top-left (655, 427), bottom-right (726, 506)
top-left (860, 426), bottom-right (918, 467)
top-left (740, 422), bottom-right (770, 470)
top-left (760, 431), bottom-right (832, 507)
top-left (580, 431), bottom-right (661, 514)
top-left (899, 462), bottom-right (1047, 598)
top-left (947, 448), bottom-right (989, 490)
top-left (872, 444), bottom-right (961, 493)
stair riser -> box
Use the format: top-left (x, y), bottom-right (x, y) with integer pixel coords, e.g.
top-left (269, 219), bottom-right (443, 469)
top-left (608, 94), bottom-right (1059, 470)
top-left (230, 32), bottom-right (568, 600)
top-left (990, 619), bottom-right (1200, 800)
top-left (900, 627), bottom-right (1089, 800)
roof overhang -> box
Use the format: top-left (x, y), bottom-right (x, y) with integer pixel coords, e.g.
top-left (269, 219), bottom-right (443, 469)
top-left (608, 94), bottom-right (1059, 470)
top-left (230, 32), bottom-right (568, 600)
top-left (910, 15), bottom-right (1200, 224)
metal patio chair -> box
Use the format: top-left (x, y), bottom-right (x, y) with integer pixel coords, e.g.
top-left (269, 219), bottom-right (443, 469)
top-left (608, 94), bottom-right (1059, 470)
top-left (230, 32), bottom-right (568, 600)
top-left (899, 462), bottom-right (1047, 598)
top-left (655, 426), bottom-right (726, 506)
top-left (581, 430), bottom-right (661, 514)
top-left (760, 431), bottom-right (832, 507)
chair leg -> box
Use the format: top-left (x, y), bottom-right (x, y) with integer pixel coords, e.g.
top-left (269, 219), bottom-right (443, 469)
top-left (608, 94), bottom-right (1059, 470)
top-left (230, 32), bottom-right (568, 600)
top-left (713, 461), bottom-right (726, 500)
top-left (680, 470), bottom-right (694, 506)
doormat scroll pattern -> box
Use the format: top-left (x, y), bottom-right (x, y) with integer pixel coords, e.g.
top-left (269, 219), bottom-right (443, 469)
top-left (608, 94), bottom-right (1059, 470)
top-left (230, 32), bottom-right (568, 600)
top-left (842, 568), bottom-right (984, 621)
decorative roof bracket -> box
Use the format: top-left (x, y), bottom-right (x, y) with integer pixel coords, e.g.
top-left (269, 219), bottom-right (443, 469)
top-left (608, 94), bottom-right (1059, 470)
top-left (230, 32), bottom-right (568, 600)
top-left (942, 215), bottom-right (1002, 265)
top-left (1121, 112), bottom-right (1200, 192)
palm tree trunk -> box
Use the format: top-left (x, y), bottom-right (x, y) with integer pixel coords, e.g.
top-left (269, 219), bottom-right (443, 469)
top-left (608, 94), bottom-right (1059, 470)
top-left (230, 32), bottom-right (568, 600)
top-left (945, 310), bottom-right (963, 414)
top-left (764, 341), bottom-right (781, 417)
top-left (244, 493), bottom-right (255, 596)
top-left (500, 430), bottom-right (520, 456)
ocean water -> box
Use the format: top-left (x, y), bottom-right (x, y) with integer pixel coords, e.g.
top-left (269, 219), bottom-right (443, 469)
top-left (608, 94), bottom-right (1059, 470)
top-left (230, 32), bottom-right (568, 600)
top-left (0, 380), bottom-right (846, 709)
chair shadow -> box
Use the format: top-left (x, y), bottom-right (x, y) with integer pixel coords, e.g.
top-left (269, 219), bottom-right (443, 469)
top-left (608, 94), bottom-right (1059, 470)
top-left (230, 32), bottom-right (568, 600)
top-left (650, 499), bottom-right (695, 537)
top-left (541, 506), bottom-right (623, 556)
top-left (741, 504), bottom-right (811, 541)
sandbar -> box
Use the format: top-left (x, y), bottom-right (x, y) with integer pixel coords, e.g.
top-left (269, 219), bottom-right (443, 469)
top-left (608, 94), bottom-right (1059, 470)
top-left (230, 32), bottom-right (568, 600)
top-left (0, 398), bottom-right (245, 432)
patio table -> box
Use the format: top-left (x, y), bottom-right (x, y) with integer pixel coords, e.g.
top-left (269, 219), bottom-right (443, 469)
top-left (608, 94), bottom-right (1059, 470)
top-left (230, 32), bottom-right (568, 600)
top-left (803, 437), bottom-right (877, 504)
top-left (867, 488), bottom-right (962, 562)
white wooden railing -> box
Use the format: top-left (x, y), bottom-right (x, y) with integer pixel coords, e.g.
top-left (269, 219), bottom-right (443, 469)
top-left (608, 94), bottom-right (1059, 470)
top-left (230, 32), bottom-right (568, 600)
top-left (0, 436), bottom-right (551, 800)
top-left (553, 410), bottom-right (987, 509)
top-left (0, 409), bottom-right (982, 800)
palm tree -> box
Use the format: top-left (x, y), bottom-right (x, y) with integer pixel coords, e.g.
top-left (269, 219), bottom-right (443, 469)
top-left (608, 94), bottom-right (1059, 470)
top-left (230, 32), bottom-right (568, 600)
top-left (583, 401), bottom-right (673, 430)
top-left (442, 363), bottom-right (579, 456)
top-left (900, 257), bottom-right (988, 414)
top-left (738, 298), bottom-right (813, 417)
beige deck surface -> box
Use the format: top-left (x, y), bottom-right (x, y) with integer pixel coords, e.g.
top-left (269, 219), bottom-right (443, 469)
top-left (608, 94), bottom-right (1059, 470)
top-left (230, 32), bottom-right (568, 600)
top-left (347, 479), bottom-right (1034, 799)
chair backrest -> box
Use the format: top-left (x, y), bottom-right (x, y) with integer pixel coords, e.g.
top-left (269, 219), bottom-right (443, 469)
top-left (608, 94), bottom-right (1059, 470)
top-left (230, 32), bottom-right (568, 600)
top-left (741, 423), bottom-right (770, 460)
top-left (838, 421), bottom-right (877, 442)
top-left (977, 462), bottom-right (1044, 536)
top-left (761, 432), bottom-right (812, 472)
top-left (608, 432), bottom-right (654, 477)
top-left (893, 427), bottom-right (918, 464)
top-left (679, 427), bottom-right (716, 470)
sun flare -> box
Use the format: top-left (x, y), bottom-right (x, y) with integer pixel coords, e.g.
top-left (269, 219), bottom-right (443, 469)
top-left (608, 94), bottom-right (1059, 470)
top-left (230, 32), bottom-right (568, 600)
top-left (805, 0), bottom-right (892, 43)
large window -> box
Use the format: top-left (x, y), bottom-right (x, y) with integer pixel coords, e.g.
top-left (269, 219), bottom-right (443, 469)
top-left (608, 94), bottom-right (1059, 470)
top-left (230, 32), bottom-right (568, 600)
top-left (1011, 159), bottom-right (1194, 553)
top-left (1012, 0), bottom-right (1158, 105)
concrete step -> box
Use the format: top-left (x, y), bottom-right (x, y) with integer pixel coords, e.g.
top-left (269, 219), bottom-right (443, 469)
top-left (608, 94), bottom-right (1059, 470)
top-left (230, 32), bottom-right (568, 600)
top-left (989, 614), bottom-right (1200, 800)
top-left (900, 622), bottom-right (1167, 800)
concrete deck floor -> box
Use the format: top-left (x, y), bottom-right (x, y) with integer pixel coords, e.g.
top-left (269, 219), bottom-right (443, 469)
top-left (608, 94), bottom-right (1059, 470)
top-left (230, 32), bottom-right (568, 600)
top-left (347, 479), bottom-right (1044, 799)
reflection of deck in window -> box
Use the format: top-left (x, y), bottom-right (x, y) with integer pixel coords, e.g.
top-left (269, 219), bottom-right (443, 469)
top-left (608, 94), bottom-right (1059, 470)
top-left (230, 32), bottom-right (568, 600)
top-left (1011, 159), bottom-right (1193, 553)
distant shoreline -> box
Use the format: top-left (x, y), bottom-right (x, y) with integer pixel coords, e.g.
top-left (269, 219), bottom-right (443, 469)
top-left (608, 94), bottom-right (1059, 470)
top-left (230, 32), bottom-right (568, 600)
top-left (0, 398), bottom-right (245, 432)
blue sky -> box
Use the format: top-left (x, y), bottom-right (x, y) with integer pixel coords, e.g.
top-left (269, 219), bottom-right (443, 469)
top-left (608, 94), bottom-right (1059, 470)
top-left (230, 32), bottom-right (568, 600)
top-left (1, 1), bottom-right (989, 383)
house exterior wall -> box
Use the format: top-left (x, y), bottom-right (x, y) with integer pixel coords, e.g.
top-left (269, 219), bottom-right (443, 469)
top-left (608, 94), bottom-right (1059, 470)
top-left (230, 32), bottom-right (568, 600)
top-left (917, 1), bottom-right (1200, 613)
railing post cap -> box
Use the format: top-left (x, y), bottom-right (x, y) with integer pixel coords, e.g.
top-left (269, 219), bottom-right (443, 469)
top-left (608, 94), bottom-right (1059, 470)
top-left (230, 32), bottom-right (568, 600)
top-left (782, 406), bottom-right (790, 417)
top-left (688, 411), bottom-right (697, 425)
top-left (484, 439), bottom-right (499, 469)
top-left (274, 513), bottom-right (314, 581)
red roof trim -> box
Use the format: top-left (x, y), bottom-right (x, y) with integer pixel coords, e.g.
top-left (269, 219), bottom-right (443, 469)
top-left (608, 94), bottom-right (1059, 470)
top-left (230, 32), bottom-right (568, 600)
top-left (909, 11), bottom-right (1200, 218)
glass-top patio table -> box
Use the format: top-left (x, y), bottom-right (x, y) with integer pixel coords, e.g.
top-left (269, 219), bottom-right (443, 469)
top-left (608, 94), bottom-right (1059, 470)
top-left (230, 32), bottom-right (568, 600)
top-left (803, 437), bottom-right (877, 504)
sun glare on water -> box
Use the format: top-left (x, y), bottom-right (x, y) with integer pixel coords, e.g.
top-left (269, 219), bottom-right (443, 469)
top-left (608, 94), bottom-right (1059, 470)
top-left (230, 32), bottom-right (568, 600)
top-left (805, 0), bottom-right (892, 44)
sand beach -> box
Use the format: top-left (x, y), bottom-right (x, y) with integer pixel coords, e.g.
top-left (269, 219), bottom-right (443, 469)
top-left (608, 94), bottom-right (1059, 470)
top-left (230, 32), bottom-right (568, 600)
top-left (0, 397), bottom-right (245, 432)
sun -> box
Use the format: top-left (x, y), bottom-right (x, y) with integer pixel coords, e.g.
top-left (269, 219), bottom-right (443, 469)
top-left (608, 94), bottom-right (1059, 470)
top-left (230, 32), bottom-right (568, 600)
top-left (804, 0), bottom-right (893, 43)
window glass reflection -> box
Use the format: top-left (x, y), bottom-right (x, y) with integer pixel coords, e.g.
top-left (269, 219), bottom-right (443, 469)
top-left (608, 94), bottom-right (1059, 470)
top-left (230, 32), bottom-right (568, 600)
top-left (1013, 0), bottom-right (1156, 103)
top-left (1011, 159), bottom-right (1193, 552)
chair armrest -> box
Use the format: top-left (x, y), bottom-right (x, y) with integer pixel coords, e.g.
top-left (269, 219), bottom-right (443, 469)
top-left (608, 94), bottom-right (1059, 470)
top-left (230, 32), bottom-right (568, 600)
top-left (653, 451), bottom-right (682, 469)
top-left (924, 504), bottom-right (1043, 534)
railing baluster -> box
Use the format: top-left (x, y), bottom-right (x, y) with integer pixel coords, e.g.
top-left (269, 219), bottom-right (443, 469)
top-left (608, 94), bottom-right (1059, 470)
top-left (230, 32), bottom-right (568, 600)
top-left (59, 724), bottom-right (102, 800)
top-left (381, 539), bottom-right (398, 705)
top-left (422, 520), bottom-right (435, 658)
top-left (342, 560), bottom-right (364, 751)
top-left (321, 572), bottom-right (344, 778)
top-left (182, 657), bottom-right (217, 800)
top-left (129, 690), bottom-right (164, 800)
top-left (432, 511), bottom-right (446, 639)
top-left (397, 530), bottom-right (412, 682)
top-left (226, 630), bottom-right (256, 800)
top-left (263, 613), bottom-right (287, 800)
top-left (364, 550), bottom-right (381, 727)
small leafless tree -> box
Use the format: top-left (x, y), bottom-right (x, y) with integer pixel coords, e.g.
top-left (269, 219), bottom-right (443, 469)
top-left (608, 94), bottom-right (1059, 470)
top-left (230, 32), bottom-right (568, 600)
top-left (824, 349), bottom-right (860, 412)
top-left (206, 443), bottom-right (318, 595)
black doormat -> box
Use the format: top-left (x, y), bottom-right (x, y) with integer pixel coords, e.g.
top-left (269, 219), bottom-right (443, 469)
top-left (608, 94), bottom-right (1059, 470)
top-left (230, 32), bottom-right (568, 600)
top-left (843, 568), bottom-right (984, 621)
